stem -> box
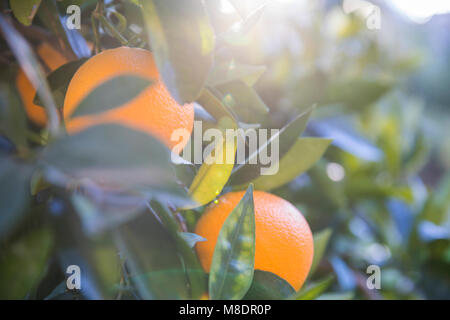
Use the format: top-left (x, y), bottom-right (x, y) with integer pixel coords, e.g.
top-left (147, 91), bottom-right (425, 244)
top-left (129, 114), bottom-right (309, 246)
top-left (44, 93), bottom-right (60, 138)
top-left (97, 15), bottom-right (128, 45)
top-left (92, 0), bottom-right (134, 48)
top-left (115, 276), bottom-right (124, 300)
top-left (91, 14), bottom-right (100, 54)
top-left (91, 0), bottom-right (104, 54)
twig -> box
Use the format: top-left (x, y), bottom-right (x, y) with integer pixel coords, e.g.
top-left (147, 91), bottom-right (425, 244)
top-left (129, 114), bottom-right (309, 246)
top-left (91, 1), bottom-right (104, 54)
top-left (97, 15), bottom-right (128, 45)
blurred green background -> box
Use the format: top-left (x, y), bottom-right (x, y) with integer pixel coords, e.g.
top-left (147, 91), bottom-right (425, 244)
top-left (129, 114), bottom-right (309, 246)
top-left (0, 0), bottom-right (449, 300)
top-left (235, 0), bottom-right (450, 299)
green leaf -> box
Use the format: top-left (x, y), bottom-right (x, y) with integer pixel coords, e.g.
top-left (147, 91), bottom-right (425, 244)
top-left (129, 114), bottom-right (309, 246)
top-left (41, 124), bottom-right (174, 188)
top-left (179, 232), bottom-right (206, 248)
top-left (230, 105), bottom-right (314, 185)
top-left (174, 161), bottom-right (197, 188)
top-left (403, 131), bottom-right (429, 175)
top-left (346, 181), bottom-right (413, 203)
top-left (69, 75), bottom-right (153, 118)
top-left (149, 201), bottom-right (207, 299)
top-left (115, 209), bottom-right (196, 299)
top-left (209, 184), bottom-right (255, 300)
top-left (140, 0), bottom-right (214, 104)
top-left (188, 138), bottom-right (236, 207)
top-left (0, 81), bottom-right (28, 149)
top-left (249, 137), bottom-right (332, 191)
top-left (52, 202), bottom-right (123, 299)
top-left (326, 78), bottom-right (393, 110)
top-left (219, 4), bottom-right (266, 46)
top-left (207, 61), bottom-right (266, 87)
top-left (196, 88), bottom-right (238, 126)
top-left (33, 59), bottom-right (87, 108)
top-left (0, 14), bottom-right (59, 134)
top-left (227, 0), bottom-right (248, 17)
top-left (294, 275), bottom-right (334, 300)
top-left (244, 270), bottom-right (295, 300)
top-left (185, 89), bottom-right (238, 207)
top-left (71, 193), bottom-right (148, 235)
top-left (310, 228), bottom-right (333, 276)
top-left (44, 281), bottom-right (68, 300)
top-left (0, 157), bottom-right (33, 239)
top-left (420, 172), bottom-right (450, 224)
top-left (90, 242), bottom-right (122, 297)
top-left (218, 80), bottom-right (269, 122)
top-left (203, 0), bottom-right (240, 35)
top-left (9, 0), bottom-right (42, 26)
top-left (0, 228), bottom-right (53, 299)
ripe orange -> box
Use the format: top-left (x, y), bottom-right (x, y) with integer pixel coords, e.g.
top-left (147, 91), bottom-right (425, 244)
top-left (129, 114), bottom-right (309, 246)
top-left (16, 42), bottom-right (68, 126)
top-left (63, 46), bottom-right (194, 150)
top-left (195, 190), bottom-right (314, 291)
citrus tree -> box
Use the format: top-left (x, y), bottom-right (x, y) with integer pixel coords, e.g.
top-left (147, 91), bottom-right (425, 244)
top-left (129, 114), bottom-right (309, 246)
top-left (0, 0), bottom-right (332, 300)
top-left (0, 0), bottom-right (448, 300)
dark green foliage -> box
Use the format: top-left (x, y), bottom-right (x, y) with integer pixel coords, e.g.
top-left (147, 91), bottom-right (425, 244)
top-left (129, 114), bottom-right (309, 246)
top-left (0, 0), bottom-right (447, 301)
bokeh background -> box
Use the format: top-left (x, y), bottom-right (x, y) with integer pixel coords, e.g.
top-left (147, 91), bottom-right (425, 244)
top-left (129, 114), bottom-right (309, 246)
top-left (229, 0), bottom-right (450, 299)
top-left (0, 0), bottom-right (449, 300)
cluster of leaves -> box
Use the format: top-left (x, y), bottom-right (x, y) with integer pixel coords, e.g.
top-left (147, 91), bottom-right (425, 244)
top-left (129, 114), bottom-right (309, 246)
top-left (244, 2), bottom-right (449, 299)
top-left (1, 0), bottom-right (448, 300)
top-left (0, 0), bottom-right (334, 300)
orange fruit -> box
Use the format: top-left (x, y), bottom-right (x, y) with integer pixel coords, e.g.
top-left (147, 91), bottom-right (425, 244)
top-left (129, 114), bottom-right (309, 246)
top-left (63, 46), bottom-right (194, 150)
top-left (195, 190), bottom-right (314, 291)
top-left (16, 42), bottom-right (69, 126)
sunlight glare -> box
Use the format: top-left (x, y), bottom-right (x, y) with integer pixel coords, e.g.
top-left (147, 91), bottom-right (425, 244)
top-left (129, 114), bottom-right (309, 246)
top-left (389, 0), bottom-right (450, 23)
